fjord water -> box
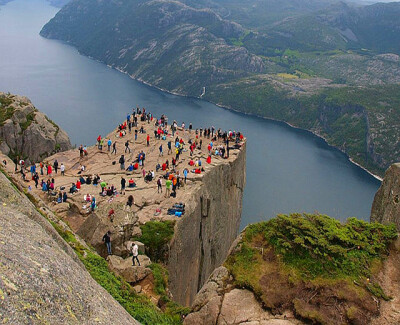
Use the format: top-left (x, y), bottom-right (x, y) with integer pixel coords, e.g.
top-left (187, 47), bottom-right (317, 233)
top-left (0, 0), bottom-right (381, 228)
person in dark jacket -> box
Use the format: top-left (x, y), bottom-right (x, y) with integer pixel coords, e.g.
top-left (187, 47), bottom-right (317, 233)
top-left (102, 231), bottom-right (112, 255)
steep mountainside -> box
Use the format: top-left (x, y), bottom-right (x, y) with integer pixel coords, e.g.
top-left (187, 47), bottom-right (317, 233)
top-left (40, 0), bottom-right (400, 175)
top-left (371, 163), bottom-right (400, 230)
top-left (0, 92), bottom-right (71, 162)
top-left (40, 0), bottom-right (265, 96)
top-left (267, 2), bottom-right (400, 54)
top-left (0, 171), bottom-right (138, 324)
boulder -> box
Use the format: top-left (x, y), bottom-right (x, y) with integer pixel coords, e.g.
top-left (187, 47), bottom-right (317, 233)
top-left (107, 255), bottom-right (151, 283)
top-left (183, 296), bottom-right (222, 325)
top-left (0, 92), bottom-right (72, 162)
top-left (371, 163), bottom-right (400, 230)
top-left (217, 289), bottom-right (272, 324)
top-left (125, 240), bottom-right (145, 255)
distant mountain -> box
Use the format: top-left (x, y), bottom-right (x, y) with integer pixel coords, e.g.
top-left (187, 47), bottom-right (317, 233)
top-left (47, 0), bottom-right (70, 8)
top-left (40, 0), bottom-right (400, 175)
top-left (0, 0), bottom-right (70, 7)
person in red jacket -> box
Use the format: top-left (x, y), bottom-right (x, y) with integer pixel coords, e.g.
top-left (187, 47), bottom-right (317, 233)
top-left (76, 180), bottom-right (81, 190)
top-left (47, 164), bottom-right (52, 176)
top-left (147, 134), bottom-right (150, 146)
top-left (206, 155), bottom-right (211, 164)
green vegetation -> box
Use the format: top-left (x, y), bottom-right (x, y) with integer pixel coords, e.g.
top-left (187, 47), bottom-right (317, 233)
top-left (149, 263), bottom-right (191, 320)
top-left (0, 94), bottom-right (14, 126)
top-left (207, 79), bottom-right (400, 175)
top-left (136, 221), bottom-right (175, 262)
top-left (4, 167), bottom-right (186, 324)
top-left (19, 112), bottom-right (35, 131)
top-left (51, 223), bottom-right (184, 324)
top-left (226, 214), bottom-right (397, 323)
top-left (249, 214), bottom-right (396, 279)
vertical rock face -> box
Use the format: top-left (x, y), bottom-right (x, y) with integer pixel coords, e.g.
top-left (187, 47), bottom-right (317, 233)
top-left (0, 172), bottom-right (138, 324)
top-left (0, 92), bottom-right (72, 162)
top-left (168, 142), bottom-right (246, 306)
top-left (371, 163), bottom-right (400, 230)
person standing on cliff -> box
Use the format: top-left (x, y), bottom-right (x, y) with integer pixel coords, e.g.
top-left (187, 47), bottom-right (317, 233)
top-left (112, 141), bottom-right (117, 155)
top-left (147, 134), bottom-right (150, 146)
top-left (102, 231), bottom-right (112, 255)
top-left (131, 242), bottom-right (140, 266)
top-left (121, 176), bottom-right (126, 195)
top-left (165, 178), bottom-right (172, 198)
top-left (119, 155), bottom-right (125, 170)
top-left (60, 163), bottom-right (65, 176)
top-left (107, 138), bottom-right (112, 152)
top-left (125, 140), bottom-right (131, 153)
top-left (30, 163), bottom-right (36, 177)
top-left (157, 177), bottom-right (162, 193)
top-left (47, 164), bottom-right (52, 176)
top-left (13, 157), bottom-right (18, 172)
top-left (53, 159), bottom-right (59, 174)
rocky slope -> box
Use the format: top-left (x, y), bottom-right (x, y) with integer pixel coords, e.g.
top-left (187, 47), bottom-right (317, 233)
top-left (0, 92), bottom-right (71, 163)
top-left (371, 163), bottom-right (400, 230)
top-left (0, 171), bottom-right (138, 324)
top-left (40, 0), bottom-right (265, 97)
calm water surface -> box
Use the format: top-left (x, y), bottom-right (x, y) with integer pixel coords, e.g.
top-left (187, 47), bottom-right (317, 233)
top-left (0, 0), bottom-right (381, 228)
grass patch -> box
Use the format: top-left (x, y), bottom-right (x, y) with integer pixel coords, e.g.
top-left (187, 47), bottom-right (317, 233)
top-left (225, 214), bottom-right (397, 323)
top-left (136, 221), bottom-right (175, 262)
top-left (0, 94), bottom-right (15, 126)
top-left (276, 73), bottom-right (299, 80)
top-left (2, 167), bottom-right (186, 323)
top-left (19, 112), bottom-right (36, 131)
top-left (245, 214), bottom-right (397, 280)
top-left (51, 223), bottom-right (183, 324)
top-left (149, 263), bottom-right (190, 321)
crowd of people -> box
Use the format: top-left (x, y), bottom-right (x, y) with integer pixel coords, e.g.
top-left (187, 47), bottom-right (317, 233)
top-left (11, 105), bottom-right (244, 257)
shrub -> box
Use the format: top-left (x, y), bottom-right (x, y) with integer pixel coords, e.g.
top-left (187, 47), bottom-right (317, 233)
top-left (137, 221), bottom-right (175, 262)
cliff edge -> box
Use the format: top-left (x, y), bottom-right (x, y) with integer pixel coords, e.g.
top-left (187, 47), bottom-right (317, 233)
top-left (185, 213), bottom-right (399, 325)
top-left (5, 108), bottom-right (246, 308)
top-left (371, 163), bottom-right (400, 230)
top-left (0, 92), bottom-right (71, 162)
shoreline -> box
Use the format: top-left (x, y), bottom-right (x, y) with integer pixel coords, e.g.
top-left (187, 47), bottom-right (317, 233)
top-left (58, 45), bottom-right (383, 182)
top-left (109, 63), bottom-right (383, 182)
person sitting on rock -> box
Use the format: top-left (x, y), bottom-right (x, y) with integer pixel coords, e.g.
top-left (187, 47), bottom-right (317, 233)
top-left (127, 195), bottom-right (134, 208)
top-left (85, 175), bottom-right (92, 185)
top-left (62, 192), bottom-right (68, 202)
top-left (127, 163), bottom-right (134, 172)
top-left (93, 174), bottom-right (100, 186)
top-left (69, 183), bottom-right (77, 194)
top-left (128, 178), bottom-right (136, 188)
top-left (108, 209), bottom-right (115, 223)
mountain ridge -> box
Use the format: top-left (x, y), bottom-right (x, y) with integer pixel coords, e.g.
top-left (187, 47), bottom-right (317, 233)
top-left (40, 0), bottom-right (400, 175)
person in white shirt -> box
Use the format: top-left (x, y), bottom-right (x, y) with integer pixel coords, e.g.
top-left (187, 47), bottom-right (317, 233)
top-left (60, 163), bottom-right (65, 176)
top-left (131, 243), bottom-right (140, 266)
